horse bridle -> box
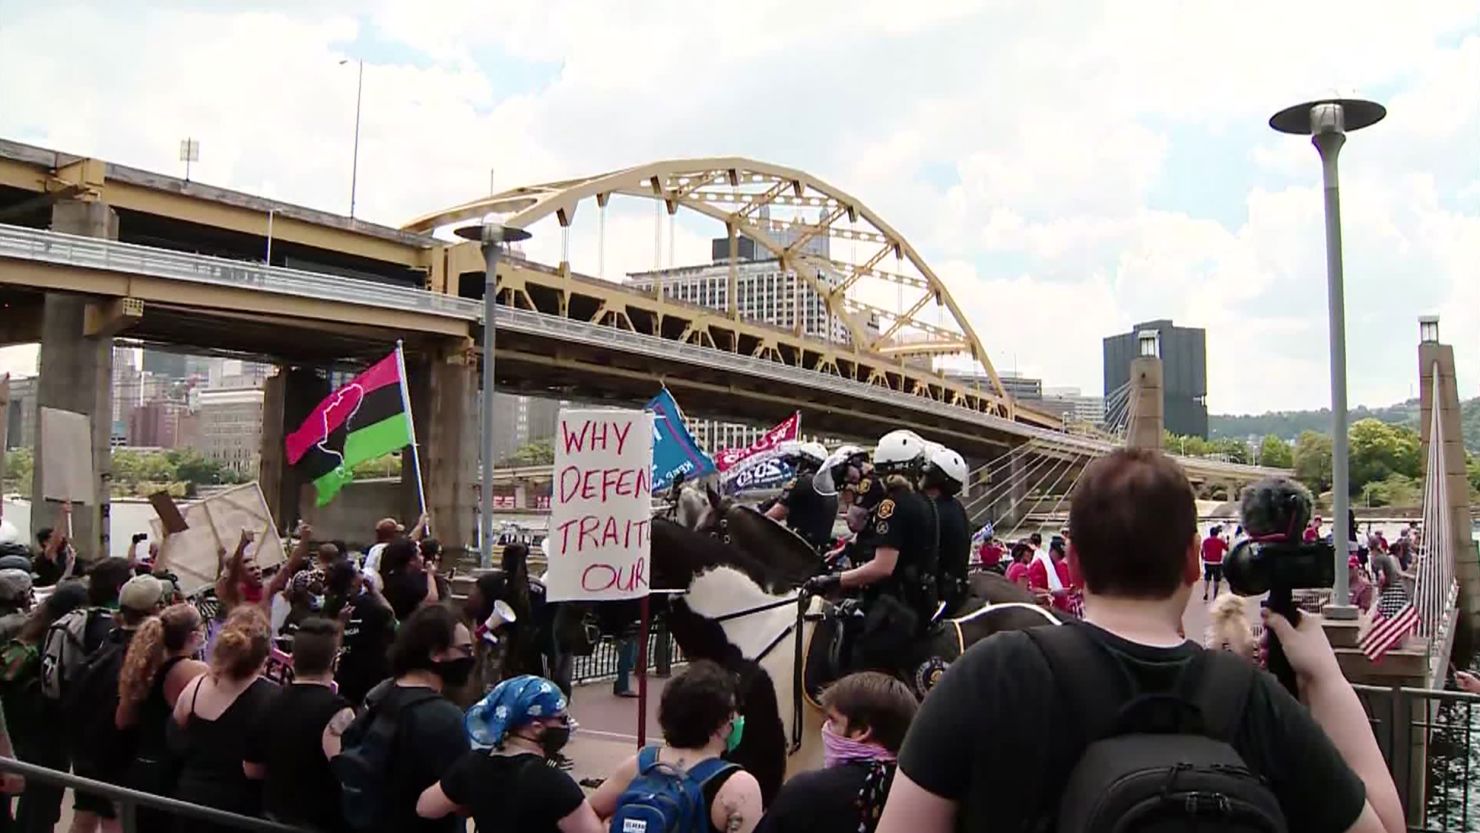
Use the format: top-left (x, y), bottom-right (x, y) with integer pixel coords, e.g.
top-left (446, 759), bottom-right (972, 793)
top-left (706, 590), bottom-right (820, 755)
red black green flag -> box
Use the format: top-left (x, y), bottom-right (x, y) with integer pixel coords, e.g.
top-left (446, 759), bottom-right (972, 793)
top-left (285, 349), bottom-right (413, 506)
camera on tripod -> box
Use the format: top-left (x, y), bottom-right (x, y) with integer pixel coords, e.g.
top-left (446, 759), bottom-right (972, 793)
top-left (1224, 478), bottom-right (1334, 596)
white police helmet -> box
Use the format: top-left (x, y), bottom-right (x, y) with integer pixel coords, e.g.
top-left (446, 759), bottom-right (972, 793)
top-left (813, 444), bottom-right (868, 496)
top-left (873, 430), bottom-right (927, 472)
top-left (924, 444), bottom-right (968, 495)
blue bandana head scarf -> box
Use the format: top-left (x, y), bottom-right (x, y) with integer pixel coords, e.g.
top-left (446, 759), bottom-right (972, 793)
top-left (465, 675), bottom-right (568, 749)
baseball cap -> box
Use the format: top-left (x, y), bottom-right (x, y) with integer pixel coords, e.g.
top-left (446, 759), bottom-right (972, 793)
top-left (119, 574), bottom-right (165, 612)
top-left (0, 569), bottom-right (32, 604)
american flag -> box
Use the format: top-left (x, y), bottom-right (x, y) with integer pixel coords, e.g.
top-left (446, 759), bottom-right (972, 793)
top-left (1361, 603), bottom-right (1419, 663)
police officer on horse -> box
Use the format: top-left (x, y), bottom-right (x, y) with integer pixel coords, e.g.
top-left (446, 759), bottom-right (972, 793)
top-left (805, 430), bottom-right (942, 672)
top-left (765, 441), bottom-right (837, 553)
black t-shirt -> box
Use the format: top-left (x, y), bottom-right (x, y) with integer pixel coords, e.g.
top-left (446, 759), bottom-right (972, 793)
top-left (385, 571), bottom-right (431, 622)
top-left (247, 682), bottom-right (351, 833)
top-left (336, 596), bottom-right (395, 705)
top-left (440, 751), bottom-right (585, 833)
top-left (779, 475), bottom-right (839, 551)
top-left (934, 495), bottom-right (970, 588)
top-left (897, 622), bottom-right (1367, 833)
top-left (755, 762), bottom-right (875, 833)
top-left (369, 682), bottom-right (470, 833)
top-left (31, 547), bottom-right (72, 588)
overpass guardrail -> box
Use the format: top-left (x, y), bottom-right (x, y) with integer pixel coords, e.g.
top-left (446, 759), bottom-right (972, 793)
top-left (0, 222), bottom-right (481, 320)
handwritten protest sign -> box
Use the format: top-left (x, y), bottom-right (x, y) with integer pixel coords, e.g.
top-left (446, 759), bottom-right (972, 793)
top-left (545, 409), bottom-right (654, 602)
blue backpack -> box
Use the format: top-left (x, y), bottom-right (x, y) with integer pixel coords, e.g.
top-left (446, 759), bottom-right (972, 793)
top-left (609, 745), bottom-right (737, 833)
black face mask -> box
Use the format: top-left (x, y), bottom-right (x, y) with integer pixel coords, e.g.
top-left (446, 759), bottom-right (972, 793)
top-left (433, 656), bottom-right (476, 687)
top-left (537, 725), bottom-right (571, 756)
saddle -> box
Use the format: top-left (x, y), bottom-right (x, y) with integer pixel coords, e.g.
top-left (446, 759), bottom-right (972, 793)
top-left (803, 598), bottom-right (964, 702)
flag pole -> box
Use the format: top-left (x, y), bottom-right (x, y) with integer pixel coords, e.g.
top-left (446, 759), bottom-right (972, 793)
top-left (394, 341), bottom-right (430, 533)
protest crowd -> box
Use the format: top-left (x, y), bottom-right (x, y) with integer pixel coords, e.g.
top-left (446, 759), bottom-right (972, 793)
top-left (0, 438), bottom-right (1413, 833)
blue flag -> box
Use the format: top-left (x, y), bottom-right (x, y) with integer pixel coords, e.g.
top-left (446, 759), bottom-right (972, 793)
top-left (645, 388), bottom-right (716, 492)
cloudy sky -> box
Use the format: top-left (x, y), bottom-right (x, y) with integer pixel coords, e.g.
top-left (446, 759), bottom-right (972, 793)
top-left (1, 0), bottom-right (1475, 414)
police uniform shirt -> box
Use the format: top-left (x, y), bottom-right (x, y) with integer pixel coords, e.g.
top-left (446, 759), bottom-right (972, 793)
top-left (935, 495), bottom-right (971, 586)
top-left (868, 485), bottom-right (933, 583)
top-left (779, 475), bottom-right (839, 550)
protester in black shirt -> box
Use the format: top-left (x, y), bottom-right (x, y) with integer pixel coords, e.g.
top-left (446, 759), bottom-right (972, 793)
top-left (359, 604), bottom-right (473, 833)
top-left (30, 528), bottom-right (75, 588)
top-left (172, 606), bottom-right (279, 833)
top-left (328, 562), bottom-right (395, 705)
top-left (878, 448), bottom-right (1405, 833)
top-left (117, 602), bottom-right (208, 833)
top-left (247, 617), bottom-right (354, 833)
top-left (418, 674), bottom-right (601, 833)
top-left (380, 538), bottom-right (436, 622)
top-left (759, 672), bottom-right (917, 833)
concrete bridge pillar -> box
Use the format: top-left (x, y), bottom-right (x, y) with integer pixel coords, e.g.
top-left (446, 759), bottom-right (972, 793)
top-left (1126, 353), bottom-right (1165, 452)
top-left (30, 201), bottom-right (118, 560)
top-left (406, 345), bottom-right (477, 561)
top-left (1418, 325), bottom-right (1478, 628)
top-left (259, 367), bottom-right (331, 534)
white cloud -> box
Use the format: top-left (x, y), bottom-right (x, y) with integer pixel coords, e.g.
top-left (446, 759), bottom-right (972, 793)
top-left (0, 0), bottom-right (1474, 417)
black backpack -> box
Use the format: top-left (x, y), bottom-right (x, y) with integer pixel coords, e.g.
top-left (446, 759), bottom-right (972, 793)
top-left (1025, 625), bottom-right (1287, 833)
top-left (331, 684), bottom-right (441, 831)
top-left (61, 629), bottom-right (133, 776)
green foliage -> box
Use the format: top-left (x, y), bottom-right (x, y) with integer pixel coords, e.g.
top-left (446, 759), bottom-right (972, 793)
top-left (1258, 434), bottom-right (1293, 468)
top-left (1211, 396), bottom-right (1479, 455)
top-left (499, 439), bottom-right (554, 467)
top-left (351, 452), bottom-right (402, 479)
top-left (1358, 474), bottom-right (1421, 508)
top-left (1162, 432), bottom-right (1250, 464)
top-left (2, 447), bottom-right (32, 496)
top-left (1347, 419), bottom-right (1421, 486)
top-left (1292, 430), bottom-right (1333, 494)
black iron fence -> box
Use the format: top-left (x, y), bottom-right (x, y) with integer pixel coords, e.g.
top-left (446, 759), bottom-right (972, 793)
top-left (1355, 684), bottom-right (1480, 832)
top-left (571, 624), bottom-right (687, 685)
top-left (0, 757), bottom-right (307, 833)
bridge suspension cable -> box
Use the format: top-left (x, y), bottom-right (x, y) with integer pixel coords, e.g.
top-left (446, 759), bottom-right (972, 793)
top-left (964, 444), bottom-right (1065, 517)
top-left (1415, 366), bottom-right (1457, 639)
top-left (1004, 450), bottom-right (1094, 540)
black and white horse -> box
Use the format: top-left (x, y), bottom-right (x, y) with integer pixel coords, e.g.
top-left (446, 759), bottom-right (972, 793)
top-left (650, 508), bottom-right (1061, 803)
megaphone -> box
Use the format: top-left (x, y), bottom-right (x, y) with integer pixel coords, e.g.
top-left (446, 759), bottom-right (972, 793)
top-left (482, 599), bottom-right (518, 640)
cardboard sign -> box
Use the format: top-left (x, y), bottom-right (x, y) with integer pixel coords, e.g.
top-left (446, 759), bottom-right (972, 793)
top-left (39, 407), bottom-right (94, 504)
top-left (545, 409), bottom-right (654, 602)
top-left (715, 411), bottom-right (800, 477)
top-left (148, 491), bottom-right (189, 534)
top-left (148, 482), bottom-right (285, 598)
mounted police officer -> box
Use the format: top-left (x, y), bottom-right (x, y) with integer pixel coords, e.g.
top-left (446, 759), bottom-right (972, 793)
top-left (806, 430), bottom-right (940, 672)
top-left (765, 440), bottom-right (837, 553)
top-left (921, 443), bottom-right (971, 616)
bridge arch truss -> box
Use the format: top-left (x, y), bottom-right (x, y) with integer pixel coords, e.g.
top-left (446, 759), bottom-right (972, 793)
top-left (405, 158), bottom-right (1035, 422)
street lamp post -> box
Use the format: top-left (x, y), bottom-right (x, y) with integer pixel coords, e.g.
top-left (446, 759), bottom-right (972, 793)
top-left (340, 59), bottom-right (364, 218)
top-left (456, 221), bottom-right (532, 568)
top-left (1270, 97), bottom-right (1386, 619)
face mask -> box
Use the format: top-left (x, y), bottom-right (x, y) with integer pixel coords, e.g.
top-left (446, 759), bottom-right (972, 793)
top-left (538, 723), bottom-right (572, 756)
top-left (822, 720), bottom-right (894, 768)
top-left (724, 715), bottom-right (745, 753)
top-left (433, 656), bottom-right (476, 687)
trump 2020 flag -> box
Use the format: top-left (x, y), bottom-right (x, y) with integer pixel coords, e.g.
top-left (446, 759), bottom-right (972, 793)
top-left (645, 388), bottom-right (715, 492)
top-left (285, 349), bottom-right (414, 506)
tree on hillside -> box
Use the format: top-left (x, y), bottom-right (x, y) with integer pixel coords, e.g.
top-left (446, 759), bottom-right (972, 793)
top-left (1293, 431), bottom-right (1333, 493)
top-left (1347, 418), bottom-right (1421, 487)
top-left (500, 439), bottom-right (554, 467)
top-left (1259, 434), bottom-right (1293, 468)
top-left (2, 448), bottom-right (31, 496)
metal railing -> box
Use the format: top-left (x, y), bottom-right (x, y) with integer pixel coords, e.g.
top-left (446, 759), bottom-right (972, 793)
top-left (1355, 684), bottom-right (1480, 832)
top-left (0, 757), bottom-right (308, 833)
top-left (0, 222), bottom-right (481, 319)
top-left (572, 626), bottom-right (686, 685)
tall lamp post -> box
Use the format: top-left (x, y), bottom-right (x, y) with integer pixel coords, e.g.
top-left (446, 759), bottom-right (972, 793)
top-left (456, 221), bottom-right (532, 568)
top-left (339, 59), bottom-right (364, 218)
top-left (1269, 97), bottom-right (1386, 618)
